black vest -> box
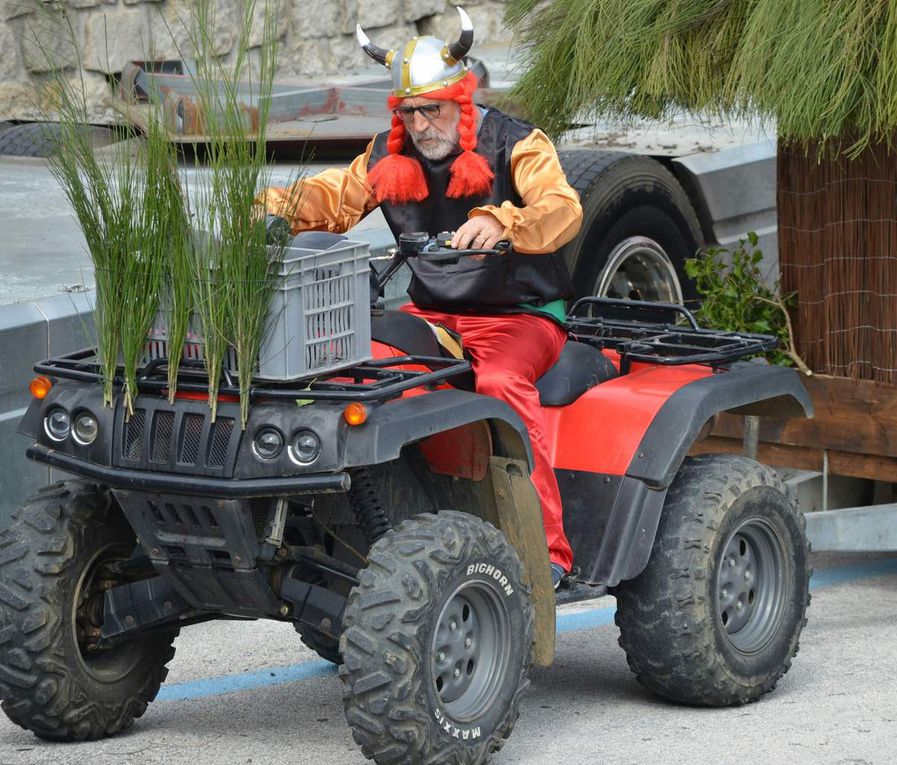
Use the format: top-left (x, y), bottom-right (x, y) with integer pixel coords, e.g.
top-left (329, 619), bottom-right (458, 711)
top-left (368, 109), bottom-right (574, 311)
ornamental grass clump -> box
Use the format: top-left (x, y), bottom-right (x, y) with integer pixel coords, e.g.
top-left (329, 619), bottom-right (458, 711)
top-left (32, 5), bottom-right (173, 411)
top-left (118, 109), bottom-right (188, 414)
top-left (177, 0), bottom-right (292, 425)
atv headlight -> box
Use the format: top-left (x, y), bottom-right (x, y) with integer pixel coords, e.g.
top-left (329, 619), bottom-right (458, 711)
top-left (289, 429), bottom-right (321, 465)
top-left (44, 407), bottom-right (71, 442)
top-left (253, 427), bottom-right (284, 460)
top-left (72, 412), bottom-right (98, 445)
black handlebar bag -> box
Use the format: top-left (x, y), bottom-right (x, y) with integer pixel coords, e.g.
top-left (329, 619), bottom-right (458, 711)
top-left (406, 250), bottom-right (572, 310)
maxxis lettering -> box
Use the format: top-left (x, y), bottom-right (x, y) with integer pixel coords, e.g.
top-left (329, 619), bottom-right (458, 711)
top-left (435, 707), bottom-right (481, 740)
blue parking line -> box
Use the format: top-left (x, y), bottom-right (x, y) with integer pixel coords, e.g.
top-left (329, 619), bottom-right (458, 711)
top-left (157, 657), bottom-right (338, 702)
top-left (156, 556), bottom-right (897, 703)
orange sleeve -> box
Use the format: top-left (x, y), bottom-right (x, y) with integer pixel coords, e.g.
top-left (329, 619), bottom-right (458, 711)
top-left (468, 129), bottom-right (583, 254)
top-left (255, 139), bottom-right (379, 234)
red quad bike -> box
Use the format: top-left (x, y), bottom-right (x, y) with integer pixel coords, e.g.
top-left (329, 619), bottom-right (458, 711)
top-left (0, 226), bottom-right (812, 764)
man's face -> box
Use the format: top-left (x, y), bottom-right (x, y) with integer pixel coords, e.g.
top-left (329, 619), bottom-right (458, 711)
top-left (394, 97), bottom-right (462, 161)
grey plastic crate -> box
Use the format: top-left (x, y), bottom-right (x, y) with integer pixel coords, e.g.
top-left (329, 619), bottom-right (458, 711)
top-left (142, 239), bottom-right (372, 381)
top-left (257, 239), bottom-right (372, 380)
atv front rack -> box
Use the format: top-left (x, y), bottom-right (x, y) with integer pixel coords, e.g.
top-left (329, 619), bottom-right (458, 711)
top-left (35, 348), bottom-right (471, 403)
top-left (567, 297), bottom-right (778, 373)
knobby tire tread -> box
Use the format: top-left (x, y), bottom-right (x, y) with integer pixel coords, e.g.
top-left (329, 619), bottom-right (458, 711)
top-left (0, 481), bottom-right (177, 740)
top-left (339, 511), bottom-right (533, 765)
top-left (613, 455), bottom-right (810, 707)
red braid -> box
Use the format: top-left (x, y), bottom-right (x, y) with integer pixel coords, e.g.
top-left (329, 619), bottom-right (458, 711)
top-left (367, 110), bottom-right (428, 204)
top-left (367, 71), bottom-right (493, 204)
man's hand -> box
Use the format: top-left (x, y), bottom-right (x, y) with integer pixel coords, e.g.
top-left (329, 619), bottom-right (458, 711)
top-left (452, 215), bottom-right (505, 251)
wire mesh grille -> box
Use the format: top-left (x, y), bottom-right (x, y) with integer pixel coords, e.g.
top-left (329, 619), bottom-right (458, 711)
top-left (152, 411), bottom-right (174, 462)
top-left (180, 413), bottom-right (204, 464)
top-left (208, 417), bottom-right (234, 467)
top-left (124, 409), bottom-right (146, 460)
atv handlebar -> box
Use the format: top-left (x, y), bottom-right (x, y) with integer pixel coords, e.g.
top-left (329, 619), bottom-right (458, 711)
top-left (398, 231), bottom-right (511, 261)
top-left (372, 231), bottom-right (511, 291)
top-left (263, 219), bottom-right (508, 292)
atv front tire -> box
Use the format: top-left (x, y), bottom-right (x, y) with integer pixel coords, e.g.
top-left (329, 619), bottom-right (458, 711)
top-left (340, 511), bottom-right (533, 765)
top-left (0, 481), bottom-right (177, 740)
top-left (614, 455), bottom-right (810, 706)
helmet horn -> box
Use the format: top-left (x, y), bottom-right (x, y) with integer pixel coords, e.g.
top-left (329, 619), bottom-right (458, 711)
top-left (446, 7), bottom-right (474, 64)
top-left (356, 24), bottom-right (394, 69)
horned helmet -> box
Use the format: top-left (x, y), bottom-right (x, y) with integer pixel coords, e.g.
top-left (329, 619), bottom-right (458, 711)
top-left (355, 8), bottom-right (493, 205)
top-left (356, 7), bottom-right (474, 99)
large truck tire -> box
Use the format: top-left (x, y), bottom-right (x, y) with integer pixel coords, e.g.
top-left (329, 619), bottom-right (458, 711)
top-left (558, 150), bottom-right (704, 306)
top-left (340, 511), bottom-right (533, 765)
top-left (0, 122), bottom-right (65, 157)
top-left (613, 455), bottom-right (810, 707)
top-left (0, 481), bottom-right (177, 740)
top-left (0, 122), bottom-right (117, 158)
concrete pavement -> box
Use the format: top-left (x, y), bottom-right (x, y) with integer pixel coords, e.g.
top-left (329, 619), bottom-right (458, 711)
top-left (0, 553), bottom-right (894, 765)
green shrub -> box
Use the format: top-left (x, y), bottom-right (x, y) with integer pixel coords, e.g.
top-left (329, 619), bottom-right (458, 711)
top-left (685, 232), bottom-right (811, 374)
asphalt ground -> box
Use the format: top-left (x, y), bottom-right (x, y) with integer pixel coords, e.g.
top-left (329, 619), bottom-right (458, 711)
top-left (0, 552), bottom-right (895, 765)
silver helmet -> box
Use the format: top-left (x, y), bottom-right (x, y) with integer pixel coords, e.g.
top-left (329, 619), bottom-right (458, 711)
top-left (356, 7), bottom-right (474, 98)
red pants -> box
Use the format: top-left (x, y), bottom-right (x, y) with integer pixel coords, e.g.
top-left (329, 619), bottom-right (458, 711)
top-left (402, 305), bottom-right (574, 572)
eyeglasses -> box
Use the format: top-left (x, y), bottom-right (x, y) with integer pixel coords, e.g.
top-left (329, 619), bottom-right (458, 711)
top-left (392, 103), bottom-right (443, 122)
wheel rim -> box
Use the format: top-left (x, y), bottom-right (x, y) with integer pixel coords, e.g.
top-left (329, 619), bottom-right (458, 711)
top-left (594, 236), bottom-right (683, 302)
top-left (716, 518), bottom-right (788, 653)
top-left (71, 543), bottom-right (149, 682)
top-left (431, 580), bottom-right (511, 722)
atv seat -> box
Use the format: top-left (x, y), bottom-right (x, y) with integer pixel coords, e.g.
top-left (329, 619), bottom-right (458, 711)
top-left (373, 311), bottom-right (617, 405)
top-left (535, 340), bottom-right (618, 406)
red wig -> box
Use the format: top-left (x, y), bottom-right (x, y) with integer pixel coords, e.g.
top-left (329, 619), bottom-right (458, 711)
top-left (367, 71), bottom-right (494, 205)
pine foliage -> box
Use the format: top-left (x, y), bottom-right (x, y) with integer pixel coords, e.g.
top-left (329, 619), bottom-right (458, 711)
top-left (507, 0), bottom-right (897, 153)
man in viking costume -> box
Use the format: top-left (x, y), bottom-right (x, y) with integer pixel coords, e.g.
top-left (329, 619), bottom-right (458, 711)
top-left (258, 8), bottom-right (583, 588)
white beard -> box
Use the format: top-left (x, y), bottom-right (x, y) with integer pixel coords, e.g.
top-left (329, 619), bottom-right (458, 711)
top-left (410, 113), bottom-right (461, 160)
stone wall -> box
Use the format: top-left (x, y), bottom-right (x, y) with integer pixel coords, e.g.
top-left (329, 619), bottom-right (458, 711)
top-left (0, 0), bottom-right (512, 123)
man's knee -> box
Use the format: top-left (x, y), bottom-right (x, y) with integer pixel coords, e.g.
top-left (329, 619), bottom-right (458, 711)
top-left (475, 368), bottom-right (517, 398)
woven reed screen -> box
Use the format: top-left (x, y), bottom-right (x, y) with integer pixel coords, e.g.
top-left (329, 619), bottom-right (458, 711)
top-left (778, 141), bottom-right (897, 383)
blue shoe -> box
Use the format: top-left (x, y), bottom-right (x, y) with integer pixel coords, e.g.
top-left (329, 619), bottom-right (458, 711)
top-left (551, 563), bottom-right (566, 590)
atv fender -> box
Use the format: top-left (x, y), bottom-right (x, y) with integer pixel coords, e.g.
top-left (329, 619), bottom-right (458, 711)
top-left (591, 363), bottom-right (812, 588)
top-left (342, 389), bottom-right (555, 666)
top-left (627, 362), bottom-right (813, 489)
top-left (342, 388), bottom-right (534, 470)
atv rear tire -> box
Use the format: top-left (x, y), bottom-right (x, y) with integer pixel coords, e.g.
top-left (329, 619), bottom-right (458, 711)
top-left (0, 481), bottom-right (177, 740)
top-left (614, 455), bottom-right (810, 706)
top-left (340, 511), bottom-right (533, 765)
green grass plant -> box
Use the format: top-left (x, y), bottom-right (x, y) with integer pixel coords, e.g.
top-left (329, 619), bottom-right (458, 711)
top-left (176, 0), bottom-right (292, 425)
top-left (32, 4), bottom-right (168, 411)
top-left (119, 110), bottom-right (184, 413)
top-left (33, 0), bottom-right (300, 424)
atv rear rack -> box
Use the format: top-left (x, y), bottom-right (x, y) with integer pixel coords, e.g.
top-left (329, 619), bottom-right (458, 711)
top-left (35, 348), bottom-right (470, 403)
top-left (568, 297), bottom-right (779, 374)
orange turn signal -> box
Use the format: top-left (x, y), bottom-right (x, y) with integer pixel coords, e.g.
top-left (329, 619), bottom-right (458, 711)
top-left (343, 402), bottom-right (368, 426)
top-left (30, 376), bottom-right (53, 399)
